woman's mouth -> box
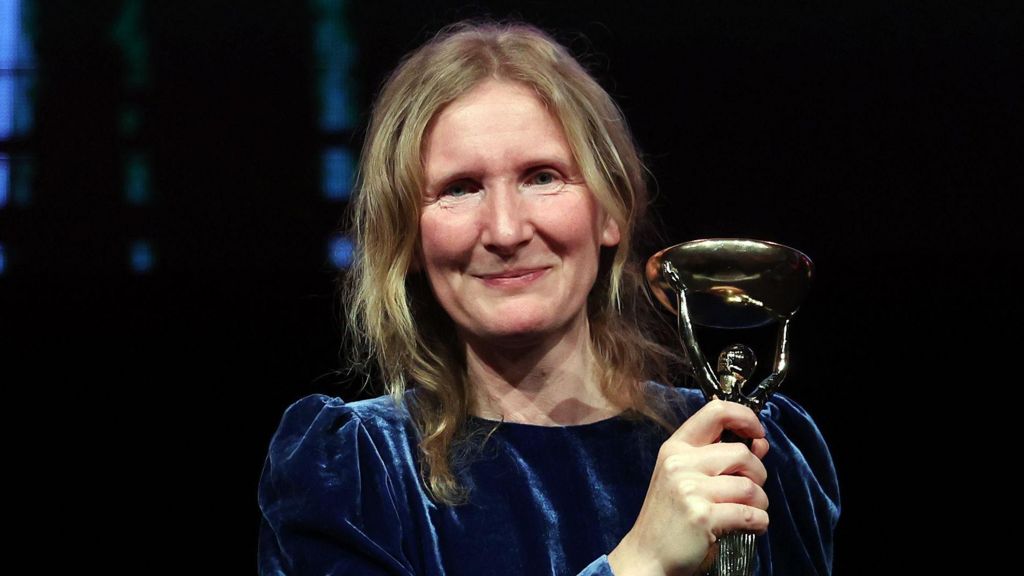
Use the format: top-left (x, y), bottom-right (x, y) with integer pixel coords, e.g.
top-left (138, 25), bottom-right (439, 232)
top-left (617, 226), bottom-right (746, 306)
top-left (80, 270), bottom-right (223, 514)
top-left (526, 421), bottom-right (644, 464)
top-left (477, 268), bottom-right (549, 288)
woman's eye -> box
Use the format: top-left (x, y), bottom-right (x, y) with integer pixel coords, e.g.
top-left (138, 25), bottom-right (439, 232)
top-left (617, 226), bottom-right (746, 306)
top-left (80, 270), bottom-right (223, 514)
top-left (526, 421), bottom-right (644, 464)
top-left (527, 171), bottom-right (562, 188)
top-left (442, 181), bottom-right (476, 197)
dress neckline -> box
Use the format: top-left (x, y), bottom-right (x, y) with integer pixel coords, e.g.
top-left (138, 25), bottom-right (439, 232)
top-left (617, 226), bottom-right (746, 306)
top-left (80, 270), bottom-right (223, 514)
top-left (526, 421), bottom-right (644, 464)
top-left (466, 409), bottom-right (633, 431)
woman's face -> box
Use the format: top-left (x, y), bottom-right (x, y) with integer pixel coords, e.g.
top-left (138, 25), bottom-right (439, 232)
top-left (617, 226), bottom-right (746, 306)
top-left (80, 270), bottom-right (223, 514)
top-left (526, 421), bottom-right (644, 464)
top-left (418, 80), bottom-right (620, 346)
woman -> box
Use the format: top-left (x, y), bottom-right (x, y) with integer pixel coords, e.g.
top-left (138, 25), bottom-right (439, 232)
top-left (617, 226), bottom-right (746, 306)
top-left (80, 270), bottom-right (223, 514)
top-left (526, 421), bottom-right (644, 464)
top-left (258, 21), bottom-right (839, 576)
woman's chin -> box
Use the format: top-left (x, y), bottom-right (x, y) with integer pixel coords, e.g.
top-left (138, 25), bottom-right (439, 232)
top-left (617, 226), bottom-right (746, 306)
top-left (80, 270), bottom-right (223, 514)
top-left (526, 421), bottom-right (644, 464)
top-left (470, 324), bottom-right (550, 347)
top-left (462, 314), bottom-right (583, 350)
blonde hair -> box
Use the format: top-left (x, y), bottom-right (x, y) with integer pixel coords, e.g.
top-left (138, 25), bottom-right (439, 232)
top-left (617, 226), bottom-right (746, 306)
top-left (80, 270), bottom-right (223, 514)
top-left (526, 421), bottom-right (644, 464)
top-left (343, 21), bottom-right (680, 504)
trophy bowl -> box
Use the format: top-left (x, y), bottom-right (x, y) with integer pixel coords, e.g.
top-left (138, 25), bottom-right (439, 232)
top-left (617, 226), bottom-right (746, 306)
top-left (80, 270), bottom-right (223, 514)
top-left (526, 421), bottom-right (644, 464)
top-left (645, 238), bottom-right (813, 329)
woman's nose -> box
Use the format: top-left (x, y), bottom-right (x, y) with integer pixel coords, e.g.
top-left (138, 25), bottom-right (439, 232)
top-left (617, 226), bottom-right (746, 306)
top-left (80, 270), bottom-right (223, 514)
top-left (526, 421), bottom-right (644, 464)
top-left (480, 184), bottom-right (533, 255)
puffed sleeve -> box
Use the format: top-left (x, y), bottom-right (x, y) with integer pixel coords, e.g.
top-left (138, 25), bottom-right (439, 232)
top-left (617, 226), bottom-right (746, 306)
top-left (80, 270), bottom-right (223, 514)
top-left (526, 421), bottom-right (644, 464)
top-left (758, 393), bottom-right (841, 576)
top-left (257, 395), bottom-right (415, 576)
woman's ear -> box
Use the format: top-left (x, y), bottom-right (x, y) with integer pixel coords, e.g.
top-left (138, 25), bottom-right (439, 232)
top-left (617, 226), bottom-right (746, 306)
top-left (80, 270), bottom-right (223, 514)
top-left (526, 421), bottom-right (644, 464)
top-left (601, 216), bottom-right (621, 247)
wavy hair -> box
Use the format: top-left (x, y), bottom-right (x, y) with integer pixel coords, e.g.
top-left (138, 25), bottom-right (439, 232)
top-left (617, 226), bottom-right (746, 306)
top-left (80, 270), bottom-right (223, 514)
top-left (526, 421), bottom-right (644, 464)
top-left (342, 21), bottom-right (681, 504)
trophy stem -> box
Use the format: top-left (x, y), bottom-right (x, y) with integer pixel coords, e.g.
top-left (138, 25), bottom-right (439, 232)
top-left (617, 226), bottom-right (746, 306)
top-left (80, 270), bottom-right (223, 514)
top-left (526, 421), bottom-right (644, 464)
top-left (675, 284), bottom-right (758, 576)
top-left (710, 532), bottom-right (757, 576)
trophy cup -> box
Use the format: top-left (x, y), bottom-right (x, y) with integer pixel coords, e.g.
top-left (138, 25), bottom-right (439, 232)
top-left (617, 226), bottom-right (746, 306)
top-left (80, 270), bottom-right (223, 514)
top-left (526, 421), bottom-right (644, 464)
top-left (645, 238), bottom-right (814, 576)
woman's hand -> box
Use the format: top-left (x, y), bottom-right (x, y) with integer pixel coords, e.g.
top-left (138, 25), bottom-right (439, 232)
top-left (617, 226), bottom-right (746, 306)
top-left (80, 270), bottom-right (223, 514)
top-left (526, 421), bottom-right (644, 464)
top-left (607, 399), bottom-right (770, 576)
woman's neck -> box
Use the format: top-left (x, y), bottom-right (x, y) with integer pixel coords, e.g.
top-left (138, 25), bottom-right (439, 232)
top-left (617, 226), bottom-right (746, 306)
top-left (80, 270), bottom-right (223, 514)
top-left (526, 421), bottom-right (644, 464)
top-left (462, 315), bottom-right (622, 426)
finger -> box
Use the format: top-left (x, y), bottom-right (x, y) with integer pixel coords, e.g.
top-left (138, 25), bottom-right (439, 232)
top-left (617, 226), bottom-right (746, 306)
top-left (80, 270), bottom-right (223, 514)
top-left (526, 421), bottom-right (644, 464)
top-left (670, 399), bottom-right (766, 447)
top-left (750, 438), bottom-right (770, 460)
top-left (666, 443), bottom-right (768, 485)
top-left (710, 503), bottom-right (770, 537)
top-left (702, 475), bottom-right (769, 510)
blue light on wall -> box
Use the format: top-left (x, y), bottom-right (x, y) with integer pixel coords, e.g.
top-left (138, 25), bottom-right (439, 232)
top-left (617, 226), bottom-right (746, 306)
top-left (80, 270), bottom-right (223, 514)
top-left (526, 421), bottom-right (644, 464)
top-left (0, 70), bottom-right (12, 140)
top-left (0, 0), bottom-right (36, 140)
top-left (111, 0), bottom-right (148, 90)
top-left (124, 153), bottom-right (151, 205)
top-left (129, 239), bottom-right (155, 274)
top-left (312, 0), bottom-right (356, 133)
top-left (322, 146), bottom-right (354, 200)
top-left (313, 0), bottom-right (357, 208)
top-left (112, 1), bottom-right (154, 276)
top-left (0, 0), bottom-right (18, 140)
top-left (0, 152), bottom-right (33, 208)
top-left (319, 66), bottom-right (355, 133)
top-left (2, 0), bottom-right (36, 216)
top-left (0, 242), bottom-right (6, 275)
top-left (329, 235), bottom-right (354, 269)
top-left (0, 153), bottom-right (8, 208)
top-left (0, 2), bottom-right (14, 62)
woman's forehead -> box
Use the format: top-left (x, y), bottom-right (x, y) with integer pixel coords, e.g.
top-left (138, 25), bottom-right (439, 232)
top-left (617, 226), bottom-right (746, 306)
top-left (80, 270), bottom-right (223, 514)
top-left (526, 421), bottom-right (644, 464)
top-left (422, 81), bottom-right (575, 172)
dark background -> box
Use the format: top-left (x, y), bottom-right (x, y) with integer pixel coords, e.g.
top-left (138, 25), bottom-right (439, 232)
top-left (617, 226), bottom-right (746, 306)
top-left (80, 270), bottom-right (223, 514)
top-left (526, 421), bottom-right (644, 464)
top-left (2, 0), bottom-right (1019, 572)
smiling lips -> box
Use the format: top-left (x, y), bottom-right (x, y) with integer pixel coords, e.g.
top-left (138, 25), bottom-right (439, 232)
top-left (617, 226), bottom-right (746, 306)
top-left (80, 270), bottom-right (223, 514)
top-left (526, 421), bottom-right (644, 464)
top-left (476, 268), bottom-right (549, 287)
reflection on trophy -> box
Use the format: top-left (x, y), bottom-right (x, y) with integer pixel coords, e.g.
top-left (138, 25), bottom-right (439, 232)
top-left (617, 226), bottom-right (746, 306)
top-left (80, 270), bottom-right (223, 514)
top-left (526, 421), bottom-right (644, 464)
top-left (645, 239), bottom-right (814, 576)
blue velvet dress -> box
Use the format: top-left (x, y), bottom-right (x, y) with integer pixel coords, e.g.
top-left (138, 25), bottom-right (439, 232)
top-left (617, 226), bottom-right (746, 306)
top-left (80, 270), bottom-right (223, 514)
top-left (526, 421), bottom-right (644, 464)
top-left (258, 384), bottom-right (839, 575)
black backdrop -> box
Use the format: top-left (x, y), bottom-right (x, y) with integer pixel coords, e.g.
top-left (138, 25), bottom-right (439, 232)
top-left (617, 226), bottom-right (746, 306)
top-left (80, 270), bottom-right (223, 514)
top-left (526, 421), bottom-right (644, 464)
top-left (1, 1), bottom-right (1019, 572)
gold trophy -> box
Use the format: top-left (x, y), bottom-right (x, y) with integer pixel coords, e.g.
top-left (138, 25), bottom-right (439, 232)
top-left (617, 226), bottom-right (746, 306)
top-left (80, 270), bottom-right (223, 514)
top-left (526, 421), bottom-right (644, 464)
top-left (645, 239), bottom-right (814, 576)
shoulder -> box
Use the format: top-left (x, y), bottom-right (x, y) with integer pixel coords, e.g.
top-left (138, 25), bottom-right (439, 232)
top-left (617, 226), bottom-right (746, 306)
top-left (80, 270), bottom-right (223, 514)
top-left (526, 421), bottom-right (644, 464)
top-left (760, 390), bottom-right (816, 422)
top-left (265, 393), bottom-right (416, 474)
top-left (259, 393), bottom-right (424, 575)
top-left (276, 392), bottom-right (409, 422)
top-left (759, 393), bottom-right (839, 500)
top-left (271, 391), bottom-right (413, 439)
top-left (260, 393), bottom-right (422, 515)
